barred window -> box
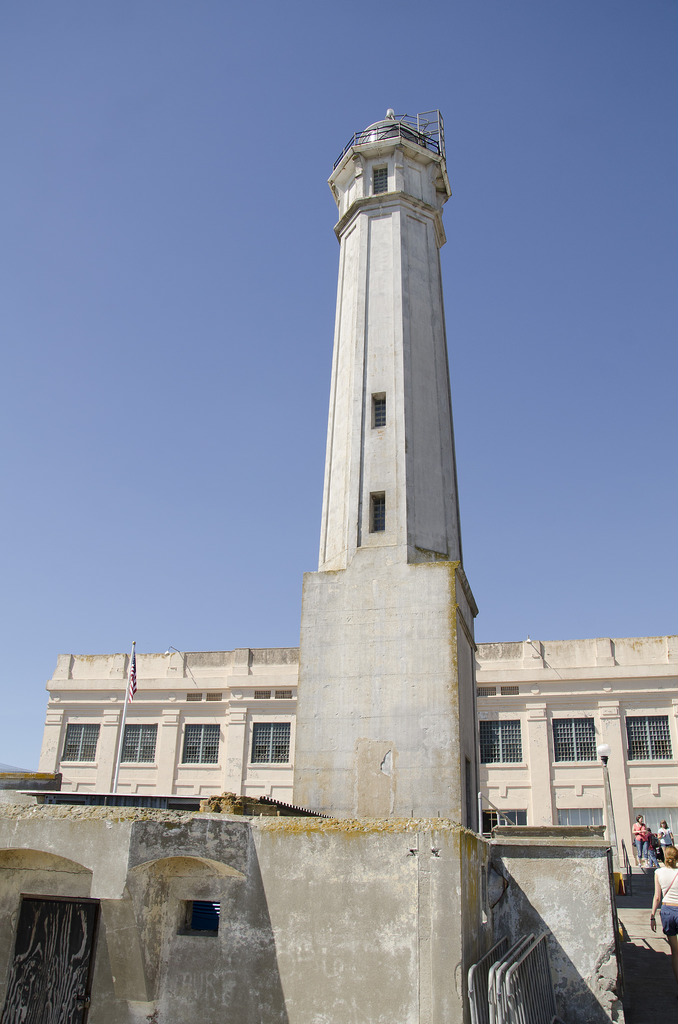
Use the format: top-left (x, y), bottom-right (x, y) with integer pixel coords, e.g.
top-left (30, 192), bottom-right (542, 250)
top-left (254, 690), bottom-right (271, 700)
top-left (186, 692), bottom-right (203, 701)
top-left (182, 724), bottom-right (220, 764)
top-left (206, 692), bottom-right (222, 702)
top-left (501, 686), bottom-right (519, 696)
top-left (477, 686), bottom-right (496, 697)
top-left (275, 690), bottom-right (293, 699)
top-left (626, 716), bottom-right (672, 761)
top-left (373, 167), bottom-right (388, 194)
top-left (479, 720), bottom-right (522, 763)
top-left (372, 394), bottom-right (386, 428)
top-left (251, 722), bottom-right (291, 764)
top-left (552, 718), bottom-right (596, 762)
top-left (121, 724), bottom-right (157, 763)
top-left (371, 492), bottom-right (386, 532)
top-left (62, 724), bottom-right (100, 762)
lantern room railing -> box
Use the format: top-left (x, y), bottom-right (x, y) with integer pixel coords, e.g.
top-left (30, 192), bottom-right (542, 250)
top-left (333, 110), bottom-right (445, 169)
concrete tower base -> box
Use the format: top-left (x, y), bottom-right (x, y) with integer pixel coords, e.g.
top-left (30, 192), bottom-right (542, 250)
top-left (295, 552), bottom-right (478, 821)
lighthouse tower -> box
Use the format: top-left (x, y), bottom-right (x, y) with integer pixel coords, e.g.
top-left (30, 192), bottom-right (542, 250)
top-left (294, 111), bottom-right (478, 821)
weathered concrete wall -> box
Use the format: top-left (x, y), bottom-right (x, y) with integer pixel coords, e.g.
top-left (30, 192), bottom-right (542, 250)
top-left (491, 826), bottom-right (623, 1024)
top-left (296, 555), bottom-right (477, 821)
top-left (0, 805), bottom-right (490, 1024)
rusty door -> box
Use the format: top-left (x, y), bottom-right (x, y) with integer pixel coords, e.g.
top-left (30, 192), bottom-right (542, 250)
top-left (1, 895), bottom-right (99, 1024)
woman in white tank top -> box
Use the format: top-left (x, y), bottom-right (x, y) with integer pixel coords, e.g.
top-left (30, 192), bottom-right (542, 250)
top-left (651, 844), bottom-right (678, 991)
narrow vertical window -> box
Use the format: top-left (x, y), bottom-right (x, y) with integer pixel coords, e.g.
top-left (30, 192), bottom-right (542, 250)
top-left (370, 492), bottom-right (386, 533)
top-left (373, 167), bottom-right (388, 194)
top-left (372, 394), bottom-right (386, 428)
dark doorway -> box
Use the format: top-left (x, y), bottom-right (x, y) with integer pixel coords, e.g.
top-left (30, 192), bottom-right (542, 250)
top-left (1, 895), bottom-right (99, 1024)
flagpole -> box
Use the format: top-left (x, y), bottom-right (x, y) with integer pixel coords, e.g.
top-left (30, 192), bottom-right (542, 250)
top-left (112, 641), bottom-right (136, 794)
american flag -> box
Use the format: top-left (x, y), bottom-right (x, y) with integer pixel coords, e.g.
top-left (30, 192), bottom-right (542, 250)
top-left (127, 648), bottom-right (137, 702)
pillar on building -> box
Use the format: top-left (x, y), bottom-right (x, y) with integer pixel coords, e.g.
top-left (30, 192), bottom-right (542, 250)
top-left (525, 704), bottom-right (554, 825)
top-left (155, 709), bottom-right (180, 794)
top-left (295, 111), bottom-right (478, 821)
top-left (597, 701), bottom-right (631, 860)
top-left (97, 707), bottom-right (123, 791)
top-left (223, 708), bottom-right (248, 794)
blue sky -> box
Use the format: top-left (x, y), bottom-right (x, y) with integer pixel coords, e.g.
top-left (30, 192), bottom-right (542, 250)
top-left (1, 1), bottom-right (675, 770)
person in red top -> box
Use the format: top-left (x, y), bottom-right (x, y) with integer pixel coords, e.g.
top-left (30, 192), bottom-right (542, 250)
top-left (633, 814), bottom-right (651, 864)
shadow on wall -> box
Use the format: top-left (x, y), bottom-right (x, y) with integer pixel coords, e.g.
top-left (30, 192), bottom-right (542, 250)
top-left (0, 835), bottom-right (290, 1024)
top-left (124, 840), bottom-right (290, 1022)
top-left (490, 850), bottom-right (622, 1024)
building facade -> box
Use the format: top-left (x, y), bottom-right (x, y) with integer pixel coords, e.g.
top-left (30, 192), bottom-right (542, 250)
top-left (476, 635), bottom-right (678, 848)
top-left (38, 635), bottom-right (678, 853)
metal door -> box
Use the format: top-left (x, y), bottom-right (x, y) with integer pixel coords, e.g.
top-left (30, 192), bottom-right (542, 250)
top-left (1, 895), bottom-right (99, 1024)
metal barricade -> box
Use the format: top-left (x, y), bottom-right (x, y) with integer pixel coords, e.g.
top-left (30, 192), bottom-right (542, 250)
top-left (488, 935), bottom-right (535, 1024)
top-left (468, 936), bottom-right (509, 1024)
top-left (504, 934), bottom-right (564, 1024)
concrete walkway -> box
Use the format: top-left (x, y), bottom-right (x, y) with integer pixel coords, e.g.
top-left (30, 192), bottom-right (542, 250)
top-left (615, 866), bottom-right (678, 1022)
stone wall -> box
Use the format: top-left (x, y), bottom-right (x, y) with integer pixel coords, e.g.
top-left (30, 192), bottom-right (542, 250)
top-left (0, 805), bottom-right (489, 1024)
top-left (490, 826), bottom-right (623, 1023)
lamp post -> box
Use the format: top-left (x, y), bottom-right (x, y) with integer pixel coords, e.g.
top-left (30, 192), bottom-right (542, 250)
top-left (597, 743), bottom-right (620, 872)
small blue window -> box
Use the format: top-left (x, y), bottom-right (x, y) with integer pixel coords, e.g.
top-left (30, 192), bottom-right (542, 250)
top-left (188, 901), bottom-right (220, 933)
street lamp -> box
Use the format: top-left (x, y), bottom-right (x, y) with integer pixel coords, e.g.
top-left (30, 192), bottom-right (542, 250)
top-left (597, 743), bottom-right (620, 871)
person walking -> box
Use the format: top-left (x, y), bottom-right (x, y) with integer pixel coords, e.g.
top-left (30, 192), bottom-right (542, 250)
top-left (647, 829), bottom-right (660, 869)
top-left (633, 815), bottom-right (651, 865)
top-left (650, 844), bottom-right (678, 993)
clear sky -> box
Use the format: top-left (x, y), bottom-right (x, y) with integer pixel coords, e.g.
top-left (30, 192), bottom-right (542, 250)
top-left (1, 1), bottom-right (675, 770)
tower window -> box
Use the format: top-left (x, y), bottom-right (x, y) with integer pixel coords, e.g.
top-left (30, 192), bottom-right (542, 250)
top-left (373, 167), bottom-right (388, 194)
top-left (372, 394), bottom-right (386, 428)
top-left (370, 492), bottom-right (386, 532)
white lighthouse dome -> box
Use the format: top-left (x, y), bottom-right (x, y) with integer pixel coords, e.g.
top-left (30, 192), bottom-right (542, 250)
top-left (358, 109), bottom-right (425, 148)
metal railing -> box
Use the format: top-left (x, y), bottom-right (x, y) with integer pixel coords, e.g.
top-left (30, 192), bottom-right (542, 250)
top-left (333, 110), bottom-right (445, 169)
top-left (469, 933), bottom-right (565, 1024)
top-left (620, 838), bottom-right (633, 896)
top-left (478, 792), bottom-right (525, 835)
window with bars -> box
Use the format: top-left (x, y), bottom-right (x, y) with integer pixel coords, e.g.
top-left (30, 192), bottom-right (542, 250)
top-left (371, 492), bottom-right (386, 532)
top-left (626, 716), bottom-right (672, 761)
top-left (373, 167), bottom-right (388, 194)
top-left (251, 722), bottom-right (291, 764)
top-left (181, 724), bottom-right (220, 764)
top-left (372, 394), bottom-right (386, 428)
top-left (479, 720), bottom-right (523, 763)
top-left (121, 724), bottom-right (157, 763)
top-left (477, 686), bottom-right (496, 697)
top-left (501, 686), bottom-right (519, 696)
top-left (557, 808), bottom-right (603, 827)
top-left (62, 724), bottom-right (100, 762)
top-left (206, 692), bottom-right (222, 702)
top-left (254, 690), bottom-right (271, 699)
top-left (552, 718), bottom-right (596, 762)
top-left (186, 693), bottom-right (203, 701)
top-left (275, 690), bottom-right (293, 699)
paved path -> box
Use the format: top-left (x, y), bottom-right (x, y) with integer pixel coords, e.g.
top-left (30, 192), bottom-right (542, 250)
top-left (615, 867), bottom-right (677, 1022)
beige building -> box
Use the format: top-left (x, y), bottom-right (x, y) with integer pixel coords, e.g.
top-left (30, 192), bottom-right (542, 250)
top-left (38, 648), bottom-right (299, 805)
top-left (476, 635), bottom-right (678, 851)
top-left (38, 634), bottom-right (677, 856)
